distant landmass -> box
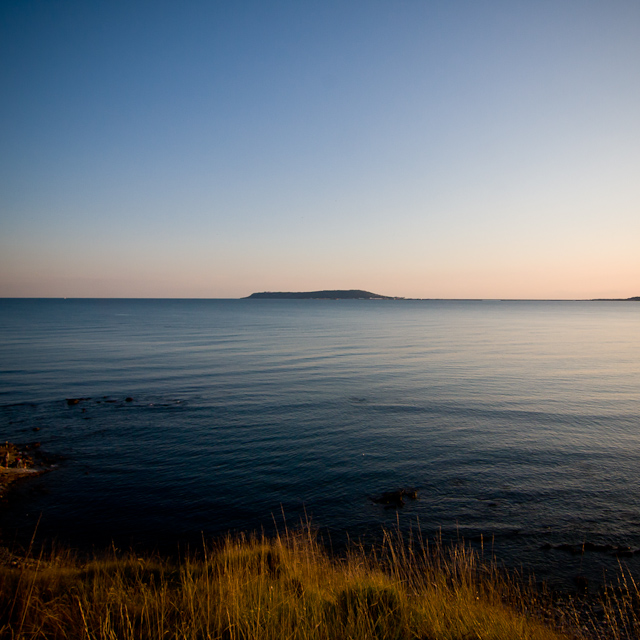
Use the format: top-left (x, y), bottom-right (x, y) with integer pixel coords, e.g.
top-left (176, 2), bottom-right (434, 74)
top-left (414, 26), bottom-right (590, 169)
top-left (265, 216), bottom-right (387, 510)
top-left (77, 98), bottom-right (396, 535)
top-left (245, 289), bottom-right (398, 300)
top-left (245, 292), bottom-right (640, 301)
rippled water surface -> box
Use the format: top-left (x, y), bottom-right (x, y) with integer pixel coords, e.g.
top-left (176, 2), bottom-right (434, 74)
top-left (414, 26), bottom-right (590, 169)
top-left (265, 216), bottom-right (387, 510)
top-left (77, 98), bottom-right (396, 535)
top-left (1, 298), bottom-right (639, 588)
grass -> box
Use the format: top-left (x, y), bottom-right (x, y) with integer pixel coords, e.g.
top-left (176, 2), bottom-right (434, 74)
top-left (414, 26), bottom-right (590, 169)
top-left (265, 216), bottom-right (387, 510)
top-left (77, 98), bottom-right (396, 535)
top-left (0, 522), bottom-right (637, 640)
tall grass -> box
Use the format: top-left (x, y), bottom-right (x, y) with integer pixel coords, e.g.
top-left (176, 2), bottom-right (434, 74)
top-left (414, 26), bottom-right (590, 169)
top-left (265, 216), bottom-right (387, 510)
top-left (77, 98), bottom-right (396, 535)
top-left (0, 523), bottom-right (635, 639)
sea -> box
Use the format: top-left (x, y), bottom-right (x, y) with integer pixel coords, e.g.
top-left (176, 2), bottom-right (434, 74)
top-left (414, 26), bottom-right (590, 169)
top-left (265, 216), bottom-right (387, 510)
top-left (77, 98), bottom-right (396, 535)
top-left (1, 298), bottom-right (639, 591)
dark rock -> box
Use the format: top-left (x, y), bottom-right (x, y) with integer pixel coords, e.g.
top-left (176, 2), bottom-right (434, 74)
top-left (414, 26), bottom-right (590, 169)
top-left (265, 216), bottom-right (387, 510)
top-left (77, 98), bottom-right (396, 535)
top-left (66, 397), bottom-right (90, 406)
top-left (574, 575), bottom-right (589, 592)
top-left (125, 397), bottom-right (133, 402)
top-left (377, 491), bottom-right (405, 507)
top-left (555, 544), bottom-right (583, 555)
top-left (583, 542), bottom-right (613, 553)
top-left (372, 488), bottom-right (418, 508)
top-left (542, 541), bottom-right (632, 556)
top-left (614, 547), bottom-right (635, 558)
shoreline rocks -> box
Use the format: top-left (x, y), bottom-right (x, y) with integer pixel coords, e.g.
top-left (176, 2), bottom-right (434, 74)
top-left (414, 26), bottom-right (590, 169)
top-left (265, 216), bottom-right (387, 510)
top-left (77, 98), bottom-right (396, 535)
top-left (541, 541), bottom-right (639, 557)
top-left (0, 441), bottom-right (54, 501)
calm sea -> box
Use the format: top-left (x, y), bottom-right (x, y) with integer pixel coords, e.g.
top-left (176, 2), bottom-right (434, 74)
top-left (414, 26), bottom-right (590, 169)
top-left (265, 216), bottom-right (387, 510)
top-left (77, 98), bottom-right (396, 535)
top-left (1, 298), bottom-right (639, 589)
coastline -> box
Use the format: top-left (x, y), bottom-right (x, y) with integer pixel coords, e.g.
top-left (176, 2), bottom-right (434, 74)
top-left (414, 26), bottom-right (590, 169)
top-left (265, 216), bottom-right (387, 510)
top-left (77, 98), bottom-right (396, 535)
top-left (2, 298), bottom-right (639, 639)
top-left (0, 444), bottom-right (635, 638)
top-left (0, 441), bottom-right (53, 501)
top-left (0, 521), bottom-right (616, 639)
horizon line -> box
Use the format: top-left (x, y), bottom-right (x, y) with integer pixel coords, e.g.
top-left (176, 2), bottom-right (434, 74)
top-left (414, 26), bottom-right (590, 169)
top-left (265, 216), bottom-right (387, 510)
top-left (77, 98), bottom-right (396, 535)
top-left (1, 296), bottom-right (638, 302)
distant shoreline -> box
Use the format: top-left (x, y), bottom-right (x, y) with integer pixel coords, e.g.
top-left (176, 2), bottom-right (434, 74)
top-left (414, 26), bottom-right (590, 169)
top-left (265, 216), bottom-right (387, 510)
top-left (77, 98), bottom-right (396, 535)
top-left (243, 290), bottom-right (640, 302)
top-left (244, 289), bottom-right (398, 300)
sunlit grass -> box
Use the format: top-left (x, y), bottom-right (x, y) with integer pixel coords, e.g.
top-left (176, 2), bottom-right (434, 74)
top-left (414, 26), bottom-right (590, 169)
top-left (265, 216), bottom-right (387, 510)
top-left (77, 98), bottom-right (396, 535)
top-left (0, 523), bottom-right (635, 639)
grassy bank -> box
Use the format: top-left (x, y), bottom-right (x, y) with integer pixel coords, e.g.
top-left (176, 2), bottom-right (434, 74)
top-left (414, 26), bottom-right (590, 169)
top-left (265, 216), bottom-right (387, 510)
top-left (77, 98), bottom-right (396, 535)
top-left (0, 524), bottom-right (637, 640)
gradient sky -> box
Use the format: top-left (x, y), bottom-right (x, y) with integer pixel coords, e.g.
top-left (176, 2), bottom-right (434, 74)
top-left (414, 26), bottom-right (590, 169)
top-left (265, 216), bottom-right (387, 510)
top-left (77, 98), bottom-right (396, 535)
top-left (1, 0), bottom-right (639, 299)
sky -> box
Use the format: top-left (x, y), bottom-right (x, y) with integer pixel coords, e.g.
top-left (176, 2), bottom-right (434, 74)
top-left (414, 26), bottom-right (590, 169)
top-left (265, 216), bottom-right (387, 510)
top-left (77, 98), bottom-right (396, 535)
top-left (1, 0), bottom-right (639, 299)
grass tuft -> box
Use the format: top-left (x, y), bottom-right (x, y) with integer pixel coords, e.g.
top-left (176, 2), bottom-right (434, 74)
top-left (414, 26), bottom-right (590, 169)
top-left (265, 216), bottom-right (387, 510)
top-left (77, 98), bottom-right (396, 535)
top-left (0, 523), bottom-right (634, 639)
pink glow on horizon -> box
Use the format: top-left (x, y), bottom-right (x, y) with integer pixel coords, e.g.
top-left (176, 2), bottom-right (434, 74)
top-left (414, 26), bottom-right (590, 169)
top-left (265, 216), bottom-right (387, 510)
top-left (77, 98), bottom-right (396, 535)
top-left (1, 2), bottom-right (639, 300)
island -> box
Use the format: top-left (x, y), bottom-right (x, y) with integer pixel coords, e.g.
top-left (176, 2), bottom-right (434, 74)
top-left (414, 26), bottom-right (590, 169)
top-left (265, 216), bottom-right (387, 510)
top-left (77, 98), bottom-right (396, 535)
top-left (592, 296), bottom-right (640, 301)
top-left (245, 289), bottom-right (400, 300)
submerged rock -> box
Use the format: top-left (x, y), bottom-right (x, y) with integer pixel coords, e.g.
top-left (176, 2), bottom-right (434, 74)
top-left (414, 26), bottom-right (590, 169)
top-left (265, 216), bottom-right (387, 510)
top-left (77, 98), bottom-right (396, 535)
top-left (573, 575), bottom-right (589, 592)
top-left (372, 488), bottom-right (418, 508)
top-left (66, 397), bottom-right (91, 406)
top-left (541, 541), bottom-right (637, 556)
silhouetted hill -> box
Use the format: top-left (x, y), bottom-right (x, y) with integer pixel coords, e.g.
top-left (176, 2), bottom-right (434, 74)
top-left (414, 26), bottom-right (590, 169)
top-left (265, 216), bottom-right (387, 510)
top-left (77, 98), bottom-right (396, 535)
top-left (245, 290), bottom-right (396, 300)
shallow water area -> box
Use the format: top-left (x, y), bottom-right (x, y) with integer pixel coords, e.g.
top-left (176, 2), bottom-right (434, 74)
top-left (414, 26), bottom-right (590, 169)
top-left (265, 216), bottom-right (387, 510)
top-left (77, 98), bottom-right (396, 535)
top-left (1, 298), bottom-right (639, 591)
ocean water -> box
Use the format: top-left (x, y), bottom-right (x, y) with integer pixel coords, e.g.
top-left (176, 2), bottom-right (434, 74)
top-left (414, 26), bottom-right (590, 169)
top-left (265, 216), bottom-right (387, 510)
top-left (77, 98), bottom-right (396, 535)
top-left (1, 298), bottom-right (639, 589)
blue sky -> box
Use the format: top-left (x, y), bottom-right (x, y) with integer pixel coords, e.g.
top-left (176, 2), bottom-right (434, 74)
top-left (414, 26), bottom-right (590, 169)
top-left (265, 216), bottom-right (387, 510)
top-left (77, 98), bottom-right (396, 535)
top-left (1, 0), bottom-right (639, 298)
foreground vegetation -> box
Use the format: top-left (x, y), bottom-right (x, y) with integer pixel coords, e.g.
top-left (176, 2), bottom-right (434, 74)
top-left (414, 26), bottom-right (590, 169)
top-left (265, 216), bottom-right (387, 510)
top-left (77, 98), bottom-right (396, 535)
top-left (1, 524), bottom-right (638, 639)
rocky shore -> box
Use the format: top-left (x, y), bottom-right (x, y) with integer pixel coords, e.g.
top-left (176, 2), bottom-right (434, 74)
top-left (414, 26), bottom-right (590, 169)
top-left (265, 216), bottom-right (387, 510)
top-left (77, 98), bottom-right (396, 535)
top-left (0, 441), bottom-right (53, 501)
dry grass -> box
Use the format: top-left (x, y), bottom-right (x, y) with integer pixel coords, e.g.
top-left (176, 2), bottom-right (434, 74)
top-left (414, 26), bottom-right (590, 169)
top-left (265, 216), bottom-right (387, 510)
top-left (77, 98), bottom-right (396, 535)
top-left (0, 523), bottom-right (635, 640)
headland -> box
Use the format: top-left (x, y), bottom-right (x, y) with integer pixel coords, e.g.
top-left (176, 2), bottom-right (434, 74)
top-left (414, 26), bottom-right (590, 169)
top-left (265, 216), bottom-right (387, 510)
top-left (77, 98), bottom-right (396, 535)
top-left (245, 289), bottom-right (399, 300)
